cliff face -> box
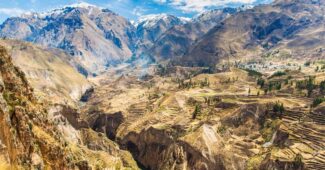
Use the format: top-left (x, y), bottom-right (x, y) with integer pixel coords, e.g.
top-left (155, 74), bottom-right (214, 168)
top-left (0, 4), bottom-right (137, 75)
top-left (0, 40), bottom-right (91, 106)
top-left (0, 46), bottom-right (139, 169)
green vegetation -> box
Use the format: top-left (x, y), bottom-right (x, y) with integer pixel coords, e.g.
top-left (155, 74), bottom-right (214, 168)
top-left (217, 125), bottom-right (227, 134)
top-left (293, 153), bottom-right (304, 168)
top-left (257, 78), bottom-right (265, 88)
top-left (178, 77), bottom-right (210, 89)
top-left (296, 76), bottom-right (316, 97)
top-left (244, 68), bottom-right (262, 77)
top-left (247, 155), bottom-right (264, 170)
top-left (304, 61), bottom-right (311, 67)
top-left (268, 81), bottom-right (282, 91)
top-left (320, 80), bottom-right (325, 94)
top-left (157, 64), bottom-right (168, 76)
top-left (269, 71), bottom-right (286, 79)
top-left (312, 97), bottom-right (325, 107)
top-left (192, 104), bottom-right (201, 119)
top-left (261, 119), bottom-right (281, 142)
top-left (273, 102), bottom-right (285, 117)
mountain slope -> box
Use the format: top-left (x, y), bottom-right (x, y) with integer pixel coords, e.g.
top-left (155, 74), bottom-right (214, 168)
top-left (179, 0), bottom-right (325, 67)
top-left (135, 14), bottom-right (186, 55)
top-left (0, 3), bottom-right (137, 74)
top-left (0, 40), bottom-right (91, 106)
top-left (0, 44), bottom-right (139, 169)
top-left (148, 8), bottom-right (237, 61)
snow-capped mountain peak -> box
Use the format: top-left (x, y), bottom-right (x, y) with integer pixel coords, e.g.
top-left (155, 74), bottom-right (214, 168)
top-left (135, 14), bottom-right (186, 28)
top-left (66, 2), bottom-right (97, 9)
top-left (20, 2), bottom-right (100, 19)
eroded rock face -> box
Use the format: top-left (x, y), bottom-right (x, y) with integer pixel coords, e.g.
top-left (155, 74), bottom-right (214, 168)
top-left (260, 153), bottom-right (304, 170)
top-left (0, 45), bottom-right (139, 169)
top-left (0, 40), bottom-right (92, 106)
top-left (88, 112), bottom-right (124, 140)
top-left (120, 127), bottom-right (226, 170)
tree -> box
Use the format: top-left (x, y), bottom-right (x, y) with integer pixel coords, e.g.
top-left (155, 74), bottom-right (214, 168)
top-left (257, 78), bottom-right (265, 88)
top-left (192, 104), bottom-right (201, 119)
top-left (304, 61), bottom-right (311, 67)
top-left (273, 102), bottom-right (285, 114)
top-left (320, 80), bottom-right (325, 94)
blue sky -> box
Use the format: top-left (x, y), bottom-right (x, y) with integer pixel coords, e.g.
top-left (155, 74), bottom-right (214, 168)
top-left (0, 0), bottom-right (272, 23)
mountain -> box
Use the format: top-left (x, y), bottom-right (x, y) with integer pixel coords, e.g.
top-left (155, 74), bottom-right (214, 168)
top-left (0, 45), bottom-right (139, 169)
top-left (148, 8), bottom-right (238, 61)
top-left (0, 3), bottom-right (137, 75)
top-left (0, 40), bottom-right (91, 106)
top-left (178, 0), bottom-right (325, 67)
top-left (135, 14), bottom-right (187, 55)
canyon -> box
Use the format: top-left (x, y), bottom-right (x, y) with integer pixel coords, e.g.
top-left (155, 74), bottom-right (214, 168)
top-left (0, 0), bottom-right (324, 169)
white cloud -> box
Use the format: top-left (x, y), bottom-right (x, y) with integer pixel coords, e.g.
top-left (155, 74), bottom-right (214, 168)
top-left (167, 0), bottom-right (258, 12)
top-left (132, 6), bottom-right (147, 16)
top-left (0, 8), bottom-right (28, 17)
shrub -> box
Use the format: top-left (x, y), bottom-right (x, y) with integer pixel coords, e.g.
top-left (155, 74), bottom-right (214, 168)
top-left (296, 76), bottom-right (316, 97)
top-left (273, 102), bottom-right (285, 114)
top-left (320, 81), bottom-right (325, 94)
top-left (244, 69), bottom-right (262, 77)
top-left (192, 104), bottom-right (201, 119)
top-left (269, 71), bottom-right (286, 79)
top-left (304, 61), bottom-right (311, 67)
top-left (312, 98), bottom-right (325, 107)
top-left (257, 78), bottom-right (265, 88)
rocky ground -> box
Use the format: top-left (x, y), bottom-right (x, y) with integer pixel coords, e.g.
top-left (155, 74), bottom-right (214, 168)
top-left (78, 57), bottom-right (325, 169)
top-left (1, 40), bottom-right (325, 169)
top-left (0, 45), bottom-right (139, 169)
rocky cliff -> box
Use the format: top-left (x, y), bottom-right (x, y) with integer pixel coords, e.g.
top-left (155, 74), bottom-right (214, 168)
top-left (0, 40), bottom-right (91, 106)
top-left (0, 45), bottom-right (139, 169)
top-left (0, 3), bottom-right (137, 75)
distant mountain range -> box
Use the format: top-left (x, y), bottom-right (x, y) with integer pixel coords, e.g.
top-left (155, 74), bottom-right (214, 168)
top-left (0, 0), bottom-right (324, 74)
top-left (0, 3), bottom-right (136, 75)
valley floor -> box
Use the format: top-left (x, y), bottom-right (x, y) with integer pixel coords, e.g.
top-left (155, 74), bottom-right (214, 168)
top-left (79, 60), bottom-right (325, 170)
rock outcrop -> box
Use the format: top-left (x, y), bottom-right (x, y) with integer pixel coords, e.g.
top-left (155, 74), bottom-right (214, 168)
top-left (0, 45), bottom-right (139, 169)
top-left (0, 40), bottom-right (91, 106)
top-left (0, 3), bottom-right (137, 74)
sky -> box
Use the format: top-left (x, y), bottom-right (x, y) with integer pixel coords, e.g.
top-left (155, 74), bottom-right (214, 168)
top-left (0, 0), bottom-right (273, 23)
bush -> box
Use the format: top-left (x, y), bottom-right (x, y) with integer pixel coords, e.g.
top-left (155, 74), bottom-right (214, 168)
top-left (273, 102), bottom-right (285, 114)
top-left (296, 76), bottom-right (316, 97)
top-left (244, 69), bottom-right (262, 77)
top-left (320, 81), bottom-right (325, 94)
top-left (312, 98), bottom-right (325, 107)
top-left (257, 78), bottom-right (265, 88)
top-left (270, 71), bottom-right (286, 79)
top-left (304, 61), bottom-right (311, 67)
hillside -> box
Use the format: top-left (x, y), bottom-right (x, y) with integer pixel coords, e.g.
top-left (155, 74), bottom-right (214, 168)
top-left (0, 45), bottom-right (139, 169)
top-left (0, 40), bottom-right (91, 106)
top-left (148, 8), bottom-right (237, 61)
top-left (178, 0), bottom-right (325, 67)
top-left (135, 14), bottom-right (186, 55)
top-left (0, 0), bottom-right (324, 169)
top-left (0, 3), bottom-right (137, 75)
